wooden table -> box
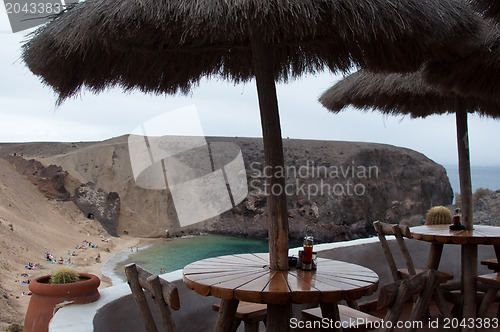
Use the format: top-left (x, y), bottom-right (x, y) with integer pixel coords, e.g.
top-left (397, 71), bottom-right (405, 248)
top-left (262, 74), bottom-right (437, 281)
top-left (410, 225), bottom-right (500, 331)
top-left (183, 253), bottom-right (379, 332)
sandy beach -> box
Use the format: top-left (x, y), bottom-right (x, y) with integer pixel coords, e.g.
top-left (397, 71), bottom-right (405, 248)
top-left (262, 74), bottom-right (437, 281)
top-left (0, 158), bottom-right (154, 330)
top-left (0, 228), bottom-right (144, 331)
top-left (16, 234), bottom-right (141, 307)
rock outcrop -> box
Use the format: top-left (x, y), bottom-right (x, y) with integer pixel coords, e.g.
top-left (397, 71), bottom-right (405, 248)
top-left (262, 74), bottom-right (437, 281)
top-left (3, 155), bottom-right (121, 236)
top-left (4, 155), bottom-right (69, 200)
top-left (211, 138), bottom-right (453, 242)
top-left (72, 182), bottom-right (120, 236)
top-left (466, 189), bottom-right (500, 226)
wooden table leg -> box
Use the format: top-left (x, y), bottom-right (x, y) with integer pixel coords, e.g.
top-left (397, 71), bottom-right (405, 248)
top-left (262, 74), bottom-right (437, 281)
top-left (462, 243), bottom-right (477, 332)
top-left (320, 302), bottom-right (343, 332)
top-left (214, 299), bottom-right (239, 332)
top-left (267, 303), bottom-right (292, 332)
top-left (427, 243), bottom-right (444, 270)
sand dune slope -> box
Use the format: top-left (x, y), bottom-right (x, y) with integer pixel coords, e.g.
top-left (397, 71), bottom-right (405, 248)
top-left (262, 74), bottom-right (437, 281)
top-left (0, 158), bottom-right (138, 328)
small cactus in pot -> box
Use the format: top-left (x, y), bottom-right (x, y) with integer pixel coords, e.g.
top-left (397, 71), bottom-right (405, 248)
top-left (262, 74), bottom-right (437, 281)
top-left (49, 266), bottom-right (80, 284)
top-left (425, 206), bottom-right (452, 225)
top-left (25, 267), bottom-right (100, 332)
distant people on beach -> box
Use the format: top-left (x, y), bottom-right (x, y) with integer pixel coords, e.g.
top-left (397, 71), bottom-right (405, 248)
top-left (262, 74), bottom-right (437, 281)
top-left (25, 262), bottom-right (39, 270)
top-left (100, 235), bottom-right (111, 243)
top-left (76, 239), bottom-right (98, 249)
top-left (30, 237), bottom-right (111, 277)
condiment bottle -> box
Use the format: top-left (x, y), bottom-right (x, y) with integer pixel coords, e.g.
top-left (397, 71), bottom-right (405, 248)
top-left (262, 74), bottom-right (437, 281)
top-left (452, 208), bottom-right (461, 226)
top-left (302, 235), bottom-right (314, 270)
top-left (450, 208), bottom-right (465, 230)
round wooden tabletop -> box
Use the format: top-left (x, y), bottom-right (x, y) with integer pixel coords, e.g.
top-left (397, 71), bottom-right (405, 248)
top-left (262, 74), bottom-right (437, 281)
top-left (410, 224), bottom-right (500, 245)
top-left (182, 253), bottom-right (379, 305)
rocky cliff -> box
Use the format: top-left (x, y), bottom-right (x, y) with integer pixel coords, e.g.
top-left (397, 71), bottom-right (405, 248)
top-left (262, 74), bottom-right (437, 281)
top-left (72, 182), bottom-right (120, 236)
top-left (4, 155), bottom-right (70, 200)
top-left (0, 136), bottom-right (453, 242)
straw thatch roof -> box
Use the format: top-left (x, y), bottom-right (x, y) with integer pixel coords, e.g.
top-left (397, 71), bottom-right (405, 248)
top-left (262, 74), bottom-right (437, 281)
top-left (319, 69), bottom-right (500, 118)
top-left (318, 67), bottom-right (500, 232)
top-left (23, 0), bottom-right (481, 103)
top-left (424, 20), bottom-right (500, 103)
top-left (471, 0), bottom-right (500, 20)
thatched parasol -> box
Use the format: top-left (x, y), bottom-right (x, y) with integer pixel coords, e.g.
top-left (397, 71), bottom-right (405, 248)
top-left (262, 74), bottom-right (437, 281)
top-left (424, 20), bottom-right (500, 104)
top-left (422, 19), bottom-right (500, 227)
top-left (319, 69), bottom-right (500, 231)
top-left (319, 69), bottom-right (500, 331)
top-left (22, 1), bottom-right (481, 328)
top-left (320, 69), bottom-right (500, 117)
top-left (470, 0), bottom-right (500, 21)
top-left (23, 0), bottom-right (482, 103)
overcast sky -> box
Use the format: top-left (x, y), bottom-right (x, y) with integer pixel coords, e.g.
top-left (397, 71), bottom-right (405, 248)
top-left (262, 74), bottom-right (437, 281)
top-left (1, 11), bottom-right (500, 167)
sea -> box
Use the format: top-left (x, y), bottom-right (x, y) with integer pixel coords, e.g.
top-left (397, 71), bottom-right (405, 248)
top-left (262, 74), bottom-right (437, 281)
top-left (106, 235), bottom-right (270, 283)
top-left (444, 165), bottom-right (500, 194)
top-left (105, 165), bottom-right (500, 283)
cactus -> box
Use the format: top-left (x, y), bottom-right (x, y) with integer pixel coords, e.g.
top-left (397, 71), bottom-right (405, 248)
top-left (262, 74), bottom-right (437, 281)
top-left (50, 266), bottom-right (80, 284)
top-left (425, 206), bottom-right (452, 225)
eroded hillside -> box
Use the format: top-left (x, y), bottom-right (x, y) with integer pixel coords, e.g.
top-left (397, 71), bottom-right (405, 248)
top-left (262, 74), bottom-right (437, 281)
top-left (1, 136), bottom-right (453, 242)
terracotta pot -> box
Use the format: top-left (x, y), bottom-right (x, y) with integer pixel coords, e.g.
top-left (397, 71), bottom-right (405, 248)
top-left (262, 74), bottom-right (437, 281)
top-left (24, 273), bottom-right (100, 332)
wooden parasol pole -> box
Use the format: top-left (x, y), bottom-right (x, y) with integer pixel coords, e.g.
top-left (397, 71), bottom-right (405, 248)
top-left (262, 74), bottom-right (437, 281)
top-left (249, 26), bottom-right (291, 332)
top-left (455, 106), bottom-right (473, 230)
top-left (249, 27), bottom-right (290, 272)
top-left (456, 105), bottom-right (477, 331)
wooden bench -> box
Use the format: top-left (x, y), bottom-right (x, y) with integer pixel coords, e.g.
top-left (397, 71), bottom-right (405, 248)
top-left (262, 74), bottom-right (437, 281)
top-left (302, 304), bottom-right (381, 331)
top-left (212, 301), bottom-right (267, 332)
top-left (477, 272), bottom-right (500, 318)
top-left (481, 258), bottom-right (499, 272)
top-left (478, 273), bottom-right (500, 287)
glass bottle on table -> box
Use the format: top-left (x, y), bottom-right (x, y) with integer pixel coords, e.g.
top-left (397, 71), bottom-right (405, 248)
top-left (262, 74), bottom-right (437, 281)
top-left (450, 208), bottom-right (465, 230)
top-left (302, 235), bottom-right (314, 270)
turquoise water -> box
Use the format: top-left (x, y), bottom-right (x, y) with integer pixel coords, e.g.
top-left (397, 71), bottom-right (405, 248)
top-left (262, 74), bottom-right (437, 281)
top-left (114, 235), bottom-right (272, 279)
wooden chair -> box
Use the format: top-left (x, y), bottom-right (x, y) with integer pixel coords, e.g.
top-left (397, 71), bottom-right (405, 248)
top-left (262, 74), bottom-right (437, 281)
top-left (373, 221), bottom-right (454, 319)
top-left (212, 301), bottom-right (267, 332)
top-left (373, 221), bottom-right (453, 282)
top-left (125, 263), bottom-right (180, 332)
top-left (301, 270), bottom-right (441, 332)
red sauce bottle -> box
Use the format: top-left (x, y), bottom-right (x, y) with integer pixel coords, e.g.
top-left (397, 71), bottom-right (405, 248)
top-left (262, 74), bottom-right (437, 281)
top-left (302, 235), bottom-right (313, 270)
